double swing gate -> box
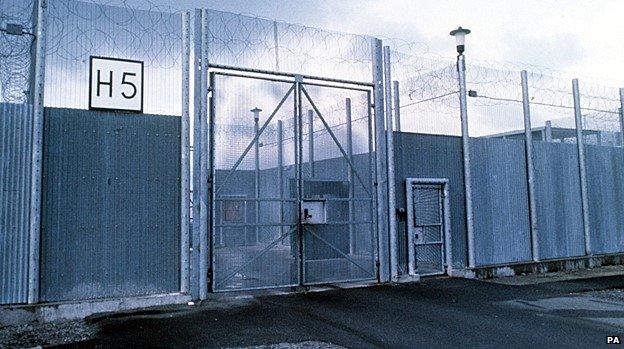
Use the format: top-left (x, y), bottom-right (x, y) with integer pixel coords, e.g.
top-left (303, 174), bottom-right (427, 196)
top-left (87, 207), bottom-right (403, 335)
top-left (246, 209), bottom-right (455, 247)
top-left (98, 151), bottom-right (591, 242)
top-left (209, 66), bottom-right (378, 291)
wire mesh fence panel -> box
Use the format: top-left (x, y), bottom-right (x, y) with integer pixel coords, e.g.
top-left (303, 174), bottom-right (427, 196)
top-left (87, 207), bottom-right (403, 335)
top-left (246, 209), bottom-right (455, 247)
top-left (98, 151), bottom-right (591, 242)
top-left (44, 0), bottom-right (183, 115)
top-left (211, 73), bottom-right (299, 291)
top-left (299, 83), bottom-right (376, 284)
top-left (0, 0), bottom-right (35, 104)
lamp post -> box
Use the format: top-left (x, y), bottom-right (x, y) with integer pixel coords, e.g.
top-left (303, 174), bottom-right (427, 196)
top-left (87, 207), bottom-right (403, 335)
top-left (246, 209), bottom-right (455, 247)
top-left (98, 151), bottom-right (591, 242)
top-left (251, 107), bottom-right (262, 245)
top-left (450, 26), bottom-right (475, 268)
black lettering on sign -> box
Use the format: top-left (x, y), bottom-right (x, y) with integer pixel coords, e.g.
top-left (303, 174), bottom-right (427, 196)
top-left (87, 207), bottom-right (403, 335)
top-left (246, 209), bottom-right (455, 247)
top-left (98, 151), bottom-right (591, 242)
top-left (96, 70), bottom-right (113, 98)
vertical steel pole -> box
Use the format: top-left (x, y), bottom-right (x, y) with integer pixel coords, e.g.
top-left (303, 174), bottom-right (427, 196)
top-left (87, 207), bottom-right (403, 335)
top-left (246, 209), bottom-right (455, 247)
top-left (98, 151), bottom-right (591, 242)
top-left (273, 21), bottom-right (280, 71)
top-left (619, 89), bottom-right (624, 147)
top-left (253, 108), bottom-right (261, 244)
top-left (521, 71), bottom-right (539, 262)
top-left (393, 80), bottom-right (401, 132)
top-left (28, 0), bottom-right (47, 304)
top-left (277, 120), bottom-right (284, 237)
top-left (372, 39), bottom-right (389, 282)
top-left (180, 11), bottom-right (191, 293)
top-left (346, 98), bottom-right (355, 254)
top-left (308, 109), bottom-right (315, 177)
top-left (383, 46), bottom-right (398, 280)
top-left (191, 9), bottom-right (202, 298)
top-left (457, 54), bottom-right (475, 268)
top-left (295, 79), bottom-right (304, 284)
top-left (545, 120), bottom-right (553, 142)
top-left (198, 9), bottom-right (209, 299)
top-left (573, 78), bottom-right (591, 256)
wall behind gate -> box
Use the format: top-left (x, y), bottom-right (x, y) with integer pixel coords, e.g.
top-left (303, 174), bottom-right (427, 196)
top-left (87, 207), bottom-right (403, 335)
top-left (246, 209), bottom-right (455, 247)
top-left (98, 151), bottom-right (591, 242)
top-left (41, 108), bottom-right (181, 302)
top-left (0, 103), bottom-right (32, 305)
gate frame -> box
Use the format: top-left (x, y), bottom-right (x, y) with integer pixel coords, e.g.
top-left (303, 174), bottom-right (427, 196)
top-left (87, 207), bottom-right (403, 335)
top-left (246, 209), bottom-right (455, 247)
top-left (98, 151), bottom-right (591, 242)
top-left (207, 64), bottom-right (380, 292)
top-left (405, 178), bottom-right (452, 277)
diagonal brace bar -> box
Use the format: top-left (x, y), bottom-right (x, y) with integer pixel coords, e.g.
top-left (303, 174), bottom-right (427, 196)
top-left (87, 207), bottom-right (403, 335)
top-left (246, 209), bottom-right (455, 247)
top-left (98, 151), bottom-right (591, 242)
top-left (216, 84), bottom-right (295, 195)
top-left (304, 226), bottom-right (374, 276)
top-left (215, 226), bottom-right (297, 287)
top-left (300, 86), bottom-right (373, 197)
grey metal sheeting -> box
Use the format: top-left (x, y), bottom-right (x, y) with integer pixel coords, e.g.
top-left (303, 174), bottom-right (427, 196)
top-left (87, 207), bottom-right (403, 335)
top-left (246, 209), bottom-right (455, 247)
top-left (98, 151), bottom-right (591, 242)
top-left (469, 138), bottom-right (532, 266)
top-left (40, 108), bottom-right (181, 302)
top-left (533, 141), bottom-right (585, 260)
top-left (0, 103), bottom-right (33, 305)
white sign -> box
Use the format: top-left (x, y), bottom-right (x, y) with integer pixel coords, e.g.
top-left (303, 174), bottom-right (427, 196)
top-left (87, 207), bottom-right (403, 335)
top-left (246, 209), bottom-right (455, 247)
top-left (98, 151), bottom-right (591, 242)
top-left (89, 56), bottom-right (144, 113)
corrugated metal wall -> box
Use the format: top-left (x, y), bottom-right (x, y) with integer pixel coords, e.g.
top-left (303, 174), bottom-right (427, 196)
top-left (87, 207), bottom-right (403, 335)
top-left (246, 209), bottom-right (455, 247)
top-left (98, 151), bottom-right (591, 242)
top-left (533, 141), bottom-right (585, 260)
top-left (0, 103), bottom-right (32, 305)
top-left (40, 108), bottom-right (181, 302)
top-left (470, 138), bottom-right (532, 266)
top-left (393, 132), bottom-right (467, 269)
top-left (586, 145), bottom-right (624, 254)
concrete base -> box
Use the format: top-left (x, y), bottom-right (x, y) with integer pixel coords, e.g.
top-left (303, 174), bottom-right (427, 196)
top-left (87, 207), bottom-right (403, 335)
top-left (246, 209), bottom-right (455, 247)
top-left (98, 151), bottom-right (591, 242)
top-left (450, 253), bottom-right (624, 280)
top-left (0, 293), bottom-right (191, 326)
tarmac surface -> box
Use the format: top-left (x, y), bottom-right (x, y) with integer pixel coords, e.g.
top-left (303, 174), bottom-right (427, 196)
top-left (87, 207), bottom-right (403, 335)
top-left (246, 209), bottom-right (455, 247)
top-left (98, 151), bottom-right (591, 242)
top-left (42, 274), bottom-right (624, 348)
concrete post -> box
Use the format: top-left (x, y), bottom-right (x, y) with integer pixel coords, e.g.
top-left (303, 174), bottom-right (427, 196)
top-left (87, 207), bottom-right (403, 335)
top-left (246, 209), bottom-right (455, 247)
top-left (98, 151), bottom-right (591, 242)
top-left (521, 71), bottom-right (539, 262)
top-left (252, 107), bottom-right (262, 244)
top-left (273, 21), bottom-right (280, 71)
top-left (457, 54), bottom-right (475, 268)
top-left (372, 38), bottom-right (389, 282)
top-left (383, 46), bottom-right (398, 280)
top-left (308, 109), bottom-right (315, 177)
top-left (393, 80), bottom-right (401, 132)
top-left (198, 9), bottom-right (209, 299)
top-left (28, 0), bottom-right (47, 304)
top-left (180, 11), bottom-right (191, 294)
top-left (346, 98), bottom-right (355, 254)
top-left (572, 78), bottom-right (591, 256)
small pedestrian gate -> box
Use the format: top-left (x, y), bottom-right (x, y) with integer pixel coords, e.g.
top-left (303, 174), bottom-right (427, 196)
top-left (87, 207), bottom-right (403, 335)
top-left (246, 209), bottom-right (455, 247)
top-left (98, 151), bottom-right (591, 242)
top-left (210, 66), bottom-right (378, 291)
top-left (405, 179), bottom-right (451, 276)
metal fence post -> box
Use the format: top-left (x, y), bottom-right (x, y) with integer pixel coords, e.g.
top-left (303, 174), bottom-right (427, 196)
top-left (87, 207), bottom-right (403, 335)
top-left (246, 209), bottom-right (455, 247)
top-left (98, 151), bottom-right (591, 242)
top-left (273, 20), bottom-right (280, 71)
top-left (619, 89), bottom-right (624, 147)
top-left (308, 109), bottom-right (315, 177)
top-left (521, 70), bottom-right (539, 262)
top-left (191, 8), bottom-right (202, 299)
top-left (277, 120), bottom-right (284, 237)
top-left (383, 46), bottom-right (398, 280)
top-left (393, 80), bottom-right (401, 132)
top-left (573, 78), bottom-right (591, 256)
top-left (544, 120), bottom-right (553, 142)
top-left (180, 11), bottom-right (191, 294)
top-left (372, 38), bottom-right (389, 282)
top-left (346, 98), bottom-right (355, 254)
top-left (252, 108), bottom-right (261, 244)
top-left (28, 0), bottom-right (47, 304)
top-left (457, 54), bottom-right (475, 268)
top-left (198, 8), bottom-right (209, 299)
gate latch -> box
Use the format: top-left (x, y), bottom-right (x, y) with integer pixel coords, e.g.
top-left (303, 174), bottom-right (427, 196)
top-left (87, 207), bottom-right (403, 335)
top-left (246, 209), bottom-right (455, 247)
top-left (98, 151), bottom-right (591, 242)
top-left (396, 207), bottom-right (407, 222)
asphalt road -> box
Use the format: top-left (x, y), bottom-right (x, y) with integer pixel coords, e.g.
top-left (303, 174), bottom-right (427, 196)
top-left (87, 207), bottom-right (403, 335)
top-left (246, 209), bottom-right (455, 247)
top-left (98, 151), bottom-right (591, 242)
top-left (61, 275), bottom-right (624, 348)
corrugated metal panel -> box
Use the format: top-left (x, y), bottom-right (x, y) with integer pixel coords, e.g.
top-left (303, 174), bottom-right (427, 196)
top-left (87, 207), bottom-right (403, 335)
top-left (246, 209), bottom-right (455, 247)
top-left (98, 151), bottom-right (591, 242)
top-left (0, 103), bottom-right (32, 305)
top-left (533, 141), bottom-right (585, 259)
top-left (393, 132), bottom-right (467, 269)
top-left (40, 108), bottom-right (180, 302)
top-left (585, 145), bottom-right (624, 254)
top-left (470, 138), bottom-right (532, 266)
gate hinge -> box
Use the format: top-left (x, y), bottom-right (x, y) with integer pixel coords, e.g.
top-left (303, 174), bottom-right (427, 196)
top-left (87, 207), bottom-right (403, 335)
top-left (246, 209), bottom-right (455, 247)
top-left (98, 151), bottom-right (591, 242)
top-left (207, 268), bottom-right (213, 282)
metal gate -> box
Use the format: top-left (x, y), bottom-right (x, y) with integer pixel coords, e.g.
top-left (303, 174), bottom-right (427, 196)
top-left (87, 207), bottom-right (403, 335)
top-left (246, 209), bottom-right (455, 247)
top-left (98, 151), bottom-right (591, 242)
top-left (210, 66), bottom-right (377, 291)
top-left (405, 179), bottom-right (451, 276)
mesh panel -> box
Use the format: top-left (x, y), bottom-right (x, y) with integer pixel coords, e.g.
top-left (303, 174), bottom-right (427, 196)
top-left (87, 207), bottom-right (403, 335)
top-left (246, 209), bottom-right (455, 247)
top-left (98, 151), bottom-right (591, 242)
top-left (412, 187), bottom-right (441, 226)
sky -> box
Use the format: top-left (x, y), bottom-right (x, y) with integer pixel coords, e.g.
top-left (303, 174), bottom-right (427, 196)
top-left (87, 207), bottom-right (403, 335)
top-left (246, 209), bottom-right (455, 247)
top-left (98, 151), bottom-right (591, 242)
top-left (163, 0), bottom-right (624, 84)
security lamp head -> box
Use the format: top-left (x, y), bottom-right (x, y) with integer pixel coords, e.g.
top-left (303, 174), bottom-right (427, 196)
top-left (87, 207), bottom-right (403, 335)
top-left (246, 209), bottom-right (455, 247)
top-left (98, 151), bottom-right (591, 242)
top-left (251, 107), bottom-right (262, 121)
top-left (450, 26), bottom-right (471, 54)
